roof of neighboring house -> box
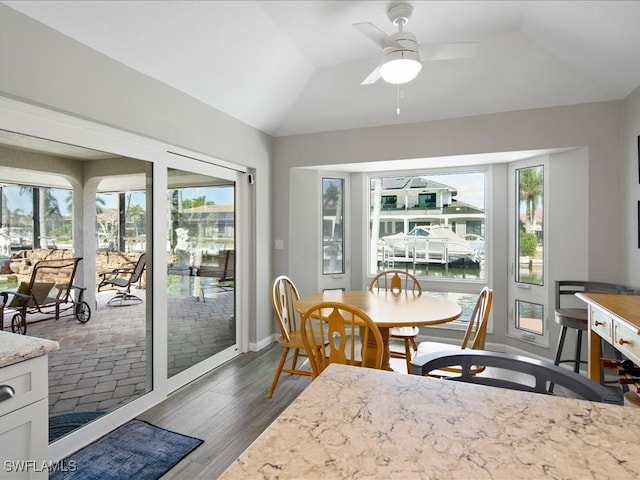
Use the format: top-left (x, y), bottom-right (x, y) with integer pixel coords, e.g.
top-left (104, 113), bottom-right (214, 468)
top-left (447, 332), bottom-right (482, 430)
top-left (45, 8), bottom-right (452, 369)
top-left (376, 177), bottom-right (455, 192)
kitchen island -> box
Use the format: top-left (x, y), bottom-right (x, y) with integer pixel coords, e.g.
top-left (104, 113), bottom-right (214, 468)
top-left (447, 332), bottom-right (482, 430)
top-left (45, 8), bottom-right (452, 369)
top-left (222, 362), bottom-right (638, 479)
top-left (0, 331), bottom-right (58, 479)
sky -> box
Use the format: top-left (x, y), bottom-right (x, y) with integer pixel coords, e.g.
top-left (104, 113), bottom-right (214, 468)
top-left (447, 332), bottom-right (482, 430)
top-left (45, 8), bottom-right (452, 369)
top-left (98, 186), bottom-right (235, 210)
top-left (5, 173), bottom-right (482, 214)
top-left (428, 172), bottom-right (485, 210)
top-left (1, 184), bottom-right (235, 214)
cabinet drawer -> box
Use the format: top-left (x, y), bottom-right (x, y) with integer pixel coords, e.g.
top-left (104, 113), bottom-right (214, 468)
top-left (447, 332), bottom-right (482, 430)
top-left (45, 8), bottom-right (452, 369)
top-left (590, 307), bottom-right (613, 343)
top-left (0, 355), bottom-right (48, 417)
top-left (614, 320), bottom-right (640, 366)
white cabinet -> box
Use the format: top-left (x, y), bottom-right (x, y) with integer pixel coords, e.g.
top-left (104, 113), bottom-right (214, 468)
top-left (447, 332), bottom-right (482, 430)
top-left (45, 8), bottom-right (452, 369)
top-left (590, 305), bottom-right (614, 344)
top-left (613, 319), bottom-right (640, 366)
top-left (0, 355), bottom-right (49, 480)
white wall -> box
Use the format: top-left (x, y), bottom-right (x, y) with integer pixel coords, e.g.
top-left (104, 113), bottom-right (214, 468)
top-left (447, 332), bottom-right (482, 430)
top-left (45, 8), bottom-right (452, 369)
top-left (622, 86), bottom-right (640, 287)
top-left (548, 148), bottom-right (589, 285)
top-left (274, 101), bottom-right (627, 358)
top-left (543, 147), bottom-right (590, 358)
top-left (288, 169), bottom-right (319, 295)
top-left (0, 4), bottom-right (274, 347)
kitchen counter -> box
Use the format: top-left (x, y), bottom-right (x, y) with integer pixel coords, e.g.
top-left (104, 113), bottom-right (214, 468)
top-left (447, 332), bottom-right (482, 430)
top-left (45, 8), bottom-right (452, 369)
top-left (221, 363), bottom-right (640, 479)
top-left (0, 330), bottom-right (58, 368)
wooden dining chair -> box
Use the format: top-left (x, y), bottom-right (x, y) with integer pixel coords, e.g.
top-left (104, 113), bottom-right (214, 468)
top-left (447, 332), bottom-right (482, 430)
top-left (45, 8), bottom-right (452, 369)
top-left (268, 275), bottom-right (313, 398)
top-left (416, 286), bottom-right (493, 377)
top-left (369, 270), bottom-right (422, 372)
top-left (300, 301), bottom-right (384, 378)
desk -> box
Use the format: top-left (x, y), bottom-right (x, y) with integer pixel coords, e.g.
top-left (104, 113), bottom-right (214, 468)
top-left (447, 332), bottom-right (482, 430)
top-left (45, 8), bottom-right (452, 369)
top-left (577, 292), bottom-right (640, 381)
top-left (296, 290), bottom-right (461, 370)
top-left (221, 363), bottom-right (636, 479)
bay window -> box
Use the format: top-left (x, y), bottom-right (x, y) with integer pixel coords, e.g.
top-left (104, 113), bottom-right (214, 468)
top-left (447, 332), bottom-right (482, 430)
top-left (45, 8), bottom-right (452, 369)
top-left (369, 170), bottom-right (486, 282)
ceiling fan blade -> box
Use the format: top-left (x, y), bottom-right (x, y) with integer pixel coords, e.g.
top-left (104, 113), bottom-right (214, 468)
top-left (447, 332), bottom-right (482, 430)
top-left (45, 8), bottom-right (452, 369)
top-left (419, 42), bottom-right (479, 61)
top-left (353, 22), bottom-right (401, 49)
top-left (361, 65), bottom-right (382, 85)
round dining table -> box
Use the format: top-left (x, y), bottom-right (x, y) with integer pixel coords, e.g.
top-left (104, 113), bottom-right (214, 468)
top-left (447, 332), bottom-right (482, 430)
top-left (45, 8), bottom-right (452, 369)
top-left (296, 290), bottom-right (462, 371)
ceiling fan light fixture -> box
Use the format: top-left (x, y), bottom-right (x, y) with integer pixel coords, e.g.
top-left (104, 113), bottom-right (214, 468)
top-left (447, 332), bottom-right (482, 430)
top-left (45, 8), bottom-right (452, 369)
top-left (379, 49), bottom-right (422, 84)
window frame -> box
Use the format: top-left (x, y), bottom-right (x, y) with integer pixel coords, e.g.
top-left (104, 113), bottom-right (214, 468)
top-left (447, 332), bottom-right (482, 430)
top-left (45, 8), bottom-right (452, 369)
top-left (507, 158), bottom-right (550, 347)
top-left (364, 166), bottom-right (491, 331)
top-left (321, 177), bottom-right (346, 276)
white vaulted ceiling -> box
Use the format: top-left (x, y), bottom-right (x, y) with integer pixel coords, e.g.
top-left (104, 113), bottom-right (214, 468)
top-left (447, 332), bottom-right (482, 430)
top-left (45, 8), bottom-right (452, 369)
top-left (4, 0), bottom-right (640, 138)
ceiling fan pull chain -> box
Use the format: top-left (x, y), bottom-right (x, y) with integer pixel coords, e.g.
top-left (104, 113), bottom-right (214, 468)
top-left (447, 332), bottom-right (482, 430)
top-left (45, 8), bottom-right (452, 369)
top-left (396, 84), bottom-right (401, 115)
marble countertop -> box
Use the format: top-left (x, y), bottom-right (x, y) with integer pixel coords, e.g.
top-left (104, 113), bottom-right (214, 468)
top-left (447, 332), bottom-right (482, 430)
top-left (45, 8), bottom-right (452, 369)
top-left (0, 331), bottom-right (59, 368)
top-left (221, 363), bottom-right (640, 479)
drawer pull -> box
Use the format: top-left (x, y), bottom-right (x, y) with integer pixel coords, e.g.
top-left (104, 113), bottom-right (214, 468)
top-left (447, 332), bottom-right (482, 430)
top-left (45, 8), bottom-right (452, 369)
top-left (619, 338), bottom-right (633, 346)
top-left (0, 385), bottom-right (15, 402)
top-left (594, 320), bottom-right (605, 327)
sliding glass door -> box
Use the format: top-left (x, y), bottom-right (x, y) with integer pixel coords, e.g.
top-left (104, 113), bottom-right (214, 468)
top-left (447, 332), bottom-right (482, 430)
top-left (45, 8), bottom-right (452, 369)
top-left (0, 130), bottom-right (155, 441)
top-left (166, 166), bottom-right (239, 382)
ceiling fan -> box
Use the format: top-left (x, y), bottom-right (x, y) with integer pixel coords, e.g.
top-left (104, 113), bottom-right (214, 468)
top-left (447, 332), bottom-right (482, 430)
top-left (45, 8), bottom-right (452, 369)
top-left (354, 2), bottom-right (478, 85)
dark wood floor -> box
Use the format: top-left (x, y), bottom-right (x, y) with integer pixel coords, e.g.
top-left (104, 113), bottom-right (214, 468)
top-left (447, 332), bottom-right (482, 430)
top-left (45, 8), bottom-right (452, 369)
top-left (138, 343), bottom-right (310, 479)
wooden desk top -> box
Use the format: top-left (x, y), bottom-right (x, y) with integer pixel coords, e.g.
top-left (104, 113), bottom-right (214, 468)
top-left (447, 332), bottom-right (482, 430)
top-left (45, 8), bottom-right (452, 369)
top-left (296, 290), bottom-right (461, 328)
top-left (221, 363), bottom-right (637, 479)
top-left (577, 292), bottom-right (640, 333)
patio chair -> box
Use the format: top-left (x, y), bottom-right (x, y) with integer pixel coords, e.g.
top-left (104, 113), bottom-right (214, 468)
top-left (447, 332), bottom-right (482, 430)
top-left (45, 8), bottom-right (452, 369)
top-left (98, 253), bottom-right (146, 306)
top-left (1, 257), bottom-right (91, 334)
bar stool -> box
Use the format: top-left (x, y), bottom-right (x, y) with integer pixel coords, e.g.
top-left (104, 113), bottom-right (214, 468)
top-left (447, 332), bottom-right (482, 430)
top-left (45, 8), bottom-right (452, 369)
top-left (552, 281), bottom-right (635, 392)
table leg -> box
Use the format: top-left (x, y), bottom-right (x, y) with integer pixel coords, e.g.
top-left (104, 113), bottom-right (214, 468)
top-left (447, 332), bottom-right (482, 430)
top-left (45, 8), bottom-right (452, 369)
top-left (587, 324), bottom-right (602, 382)
top-left (363, 326), bottom-right (392, 371)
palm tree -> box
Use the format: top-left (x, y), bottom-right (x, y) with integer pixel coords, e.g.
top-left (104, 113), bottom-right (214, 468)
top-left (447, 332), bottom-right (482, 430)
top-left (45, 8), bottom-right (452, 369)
top-left (126, 203), bottom-right (145, 237)
top-left (169, 190), bottom-right (183, 251)
top-left (322, 182), bottom-right (340, 210)
top-left (95, 194), bottom-right (106, 214)
top-left (43, 189), bottom-right (61, 216)
top-left (518, 167), bottom-right (543, 230)
top-left (18, 186), bottom-right (62, 248)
